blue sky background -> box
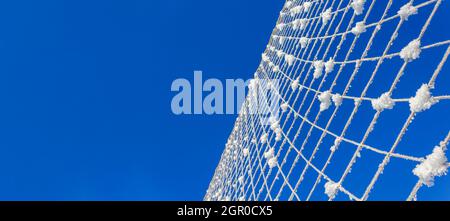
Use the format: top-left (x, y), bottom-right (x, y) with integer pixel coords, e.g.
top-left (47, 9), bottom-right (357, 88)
top-left (0, 0), bottom-right (448, 201)
top-left (0, 0), bottom-right (282, 200)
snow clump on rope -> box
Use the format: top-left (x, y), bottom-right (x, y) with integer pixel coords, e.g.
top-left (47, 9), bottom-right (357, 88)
top-left (318, 90), bottom-right (332, 111)
top-left (400, 39), bottom-right (421, 62)
top-left (299, 37), bottom-right (309, 49)
top-left (325, 58), bottom-right (335, 74)
top-left (313, 60), bottom-right (324, 79)
top-left (281, 102), bottom-right (289, 113)
top-left (332, 93), bottom-right (343, 107)
top-left (260, 133), bottom-right (268, 144)
top-left (371, 92), bottom-right (395, 111)
top-left (398, 2), bottom-right (418, 21)
top-left (324, 181), bottom-right (340, 199)
top-left (291, 78), bottom-right (299, 91)
top-left (351, 21), bottom-right (366, 35)
top-left (321, 8), bottom-right (332, 25)
top-left (285, 54), bottom-right (295, 66)
top-left (351, 0), bottom-right (366, 15)
top-left (409, 84), bottom-right (437, 113)
top-left (303, 2), bottom-right (312, 12)
top-left (413, 141), bottom-right (448, 187)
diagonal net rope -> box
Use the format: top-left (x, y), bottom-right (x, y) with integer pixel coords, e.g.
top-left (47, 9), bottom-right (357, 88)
top-left (205, 0), bottom-right (450, 201)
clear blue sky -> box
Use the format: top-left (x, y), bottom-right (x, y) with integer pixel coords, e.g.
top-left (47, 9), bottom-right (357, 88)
top-left (0, 0), bottom-right (448, 201)
top-left (0, 0), bottom-right (282, 200)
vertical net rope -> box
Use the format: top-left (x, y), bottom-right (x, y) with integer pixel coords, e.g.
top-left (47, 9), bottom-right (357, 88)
top-left (205, 0), bottom-right (450, 201)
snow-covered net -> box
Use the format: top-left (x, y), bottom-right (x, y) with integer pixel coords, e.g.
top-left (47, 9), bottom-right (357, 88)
top-left (205, 0), bottom-right (450, 201)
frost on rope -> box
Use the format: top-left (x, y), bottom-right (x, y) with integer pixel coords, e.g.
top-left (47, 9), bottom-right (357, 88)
top-left (398, 2), bottom-right (418, 21)
top-left (409, 84), bottom-right (437, 113)
top-left (292, 19), bottom-right (300, 30)
top-left (276, 23), bottom-right (285, 31)
top-left (351, 22), bottom-right (366, 35)
top-left (313, 60), bottom-right (324, 79)
top-left (272, 65), bottom-right (279, 73)
top-left (324, 181), bottom-right (340, 199)
top-left (275, 128), bottom-right (283, 141)
top-left (299, 37), bottom-right (309, 49)
top-left (413, 142), bottom-right (448, 187)
top-left (293, 19), bottom-right (307, 30)
top-left (276, 50), bottom-right (283, 58)
top-left (285, 1), bottom-right (293, 9)
top-left (243, 148), bottom-right (249, 157)
top-left (330, 137), bottom-right (342, 152)
top-left (321, 8), bottom-right (332, 25)
top-left (325, 58), bottom-right (334, 74)
top-left (279, 36), bottom-right (285, 45)
top-left (269, 117), bottom-right (282, 141)
top-left (351, 0), bottom-right (366, 15)
top-left (332, 93), bottom-right (343, 106)
top-left (354, 97), bottom-right (362, 106)
top-left (291, 78), bottom-right (299, 91)
top-left (248, 78), bottom-right (258, 99)
top-left (238, 176), bottom-right (244, 185)
top-left (264, 147), bottom-right (275, 159)
top-left (269, 116), bottom-right (279, 131)
top-left (260, 133), bottom-right (268, 144)
top-left (261, 53), bottom-right (269, 62)
top-left (371, 92), bottom-right (395, 111)
top-left (285, 54), bottom-right (295, 66)
top-left (281, 102), bottom-right (289, 113)
top-left (318, 90), bottom-right (332, 111)
top-left (264, 147), bottom-right (278, 168)
top-left (303, 2), bottom-right (312, 12)
top-left (268, 157), bottom-right (278, 169)
top-left (400, 39), bottom-right (421, 62)
top-left (290, 5), bottom-right (303, 16)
